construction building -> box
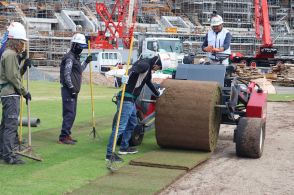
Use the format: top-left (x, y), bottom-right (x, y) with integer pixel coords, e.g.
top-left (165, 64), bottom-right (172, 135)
top-left (0, 0), bottom-right (294, 66)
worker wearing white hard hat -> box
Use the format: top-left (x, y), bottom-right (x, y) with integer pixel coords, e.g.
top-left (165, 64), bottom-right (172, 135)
top-left (0, 22), bottom-right (33, 165)
top-left (71, 33), bottom-right (88, 48)
top-left (58, 33), bottom-right (92, 144)
top-left (202, 12), bottom-right (232, 65)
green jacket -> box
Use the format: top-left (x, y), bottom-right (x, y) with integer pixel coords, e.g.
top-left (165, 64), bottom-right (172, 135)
top-left (0, 49), bottom-right (27, 96)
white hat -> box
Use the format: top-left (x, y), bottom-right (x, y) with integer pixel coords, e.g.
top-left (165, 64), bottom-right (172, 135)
top-left (211, 15), bottom-right (223, 26)
top-left (7, 22), bottom-right (28, 41)
top-left (71, 33), bottom-right (87, 48)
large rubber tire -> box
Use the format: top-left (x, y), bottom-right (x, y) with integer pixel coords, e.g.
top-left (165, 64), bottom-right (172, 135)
top-left (236, 117), bottom-right (266, 158)
top-left (129, 123), bottom-right (144, 146)
top-left (114, 111), bottom-right (145, 147)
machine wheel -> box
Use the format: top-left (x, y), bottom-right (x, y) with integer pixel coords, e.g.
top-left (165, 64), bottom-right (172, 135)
top-left (114, 111), bottom-right (145, 146)
top-left (236, 117), bottom-right (266, 158)
top-left (129, 111), bottom-right (144, 146)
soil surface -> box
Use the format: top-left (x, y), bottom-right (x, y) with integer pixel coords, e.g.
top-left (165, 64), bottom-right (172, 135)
top-left (160, 102), bottom-right (294, 195)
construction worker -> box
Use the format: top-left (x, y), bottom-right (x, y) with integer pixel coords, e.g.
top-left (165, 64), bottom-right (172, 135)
top-left (202, 12), bottom-right (232, 65)
top-left (105, 56), bottom-right (165, 162)
top-left (58, 33), bottom-right (92, 145)
top-left (0, 22), bottom-right (32, 165)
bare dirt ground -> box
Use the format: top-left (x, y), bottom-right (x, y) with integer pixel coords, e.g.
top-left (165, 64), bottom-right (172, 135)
top-left (160, 102), bottom-right (294, 195)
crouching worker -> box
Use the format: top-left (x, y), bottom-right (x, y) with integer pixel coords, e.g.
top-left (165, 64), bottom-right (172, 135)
top-left (58, 33), bottom-right (92, 145)
top-left (0, 22), bottom-right (32, 165)
top-left (106, 56), bottom-right (165, 162)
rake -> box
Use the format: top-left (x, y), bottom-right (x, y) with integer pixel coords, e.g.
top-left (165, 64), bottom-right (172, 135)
top-left (106, 36), bottom-right (135, 172)
top-left (15, 42), bottom-right (42, 161)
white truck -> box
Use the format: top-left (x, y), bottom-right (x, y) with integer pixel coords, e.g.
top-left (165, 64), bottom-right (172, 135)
top-left (138, 37), bottom-right (185, 69)
top-left (81, 37), bottom-right (185, 73)
top-left (81, 50), bottom-right (122, 72)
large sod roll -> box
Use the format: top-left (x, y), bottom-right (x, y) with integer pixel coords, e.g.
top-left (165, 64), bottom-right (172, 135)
top-left (155, 79), bottom-right (222, 152)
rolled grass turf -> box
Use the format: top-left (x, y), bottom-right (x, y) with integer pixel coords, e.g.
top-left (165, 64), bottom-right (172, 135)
top-left (156, 79), bottom-right (222, 151)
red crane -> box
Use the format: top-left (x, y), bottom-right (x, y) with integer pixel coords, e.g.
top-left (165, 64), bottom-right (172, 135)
top-left (91, 0), bottom-right (138, 49)
top-left (231, 0), bottom-right (283, 67)
top-left (254, 0), bottom-right (277, 59)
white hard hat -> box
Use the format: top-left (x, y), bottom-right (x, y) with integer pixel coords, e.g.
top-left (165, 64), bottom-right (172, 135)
top-left (7, 22), bottom-right (28, 41)
top-left (211, 15), bottom-right (223, 26)
top-left (71, 33), bottom-right (87, 48)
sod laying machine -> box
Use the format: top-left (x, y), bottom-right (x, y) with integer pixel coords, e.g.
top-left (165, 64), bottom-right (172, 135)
top-left (128, 59), bottom-right (267, 158)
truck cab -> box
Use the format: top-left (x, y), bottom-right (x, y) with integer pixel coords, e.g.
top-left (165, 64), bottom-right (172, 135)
top-left (81, 50), bottom-right (122, 73)
top-left (140, 37), bottom-right (185, 66)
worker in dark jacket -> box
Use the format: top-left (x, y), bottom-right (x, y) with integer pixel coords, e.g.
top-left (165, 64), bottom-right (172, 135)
top-left (58, 33), bottom-right (92, 145)
top-left (0, 22), bottom-right (32, 165)
top-left (106, 56), bottom-right (165, 162)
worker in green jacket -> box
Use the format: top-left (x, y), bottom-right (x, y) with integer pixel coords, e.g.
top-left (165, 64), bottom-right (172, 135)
top-left (0, 22), bottom-right (32, 165)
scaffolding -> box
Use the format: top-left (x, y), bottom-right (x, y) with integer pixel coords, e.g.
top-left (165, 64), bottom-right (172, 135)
top-left (0, 1), bottom-right (23, 34)
top-left (1, 0), bottom-right (293, 66)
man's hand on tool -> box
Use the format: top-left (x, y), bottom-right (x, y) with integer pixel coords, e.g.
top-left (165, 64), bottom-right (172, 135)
top-left (23, 92), bottom-right (32, 105)
top-left (85, 55), bottom-right (93, 64)
top-left (158, 88), bottom-right (166, 96)
top-left (19, 50), bottom-right (27, 61)
top-left (70, 87), bottom-right (77, 98)
top-left (23, 59), bottom-right (33, 72)
top-left (122, 75), bottom-right (129, 84)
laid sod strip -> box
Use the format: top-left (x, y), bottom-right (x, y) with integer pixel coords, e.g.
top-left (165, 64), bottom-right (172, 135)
top-left (68, 165), bottom-right (186, 195)
top-left (267, 94), bottom-right (294, 102)
top-left (130, 149), bottom-right (211, 170)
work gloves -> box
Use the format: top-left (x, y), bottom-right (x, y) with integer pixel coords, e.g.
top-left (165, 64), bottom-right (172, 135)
top-left (122, 75), bottom-right (129, 84)
top-left (85, 55), bottom-right (93, 64)
top-left (158, 88), bottom-right (166, 97)
top-left (70, 87), bottom-right (77, 98)
top-left (23, 59), bottom-right (33, 72)
top-left (23, 92), bottom-right (31, 105)
top-left (19, 50), bottom-right (27, 61)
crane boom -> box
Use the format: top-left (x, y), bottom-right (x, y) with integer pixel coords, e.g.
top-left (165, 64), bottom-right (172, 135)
top-left (254, 0), bottom-right (277, 59)
top-left (255, 0), bottom-right (272, 47)
top-left (91, 0), bottom-right (137, 49)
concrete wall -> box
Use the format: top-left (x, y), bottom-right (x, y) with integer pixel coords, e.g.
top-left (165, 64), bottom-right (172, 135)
top-left (79, 11), bottom-right (95, 32)
top-left (61, 10), bottom-right (76, 31)
top-left (26, 17), bottom-right (58, 31)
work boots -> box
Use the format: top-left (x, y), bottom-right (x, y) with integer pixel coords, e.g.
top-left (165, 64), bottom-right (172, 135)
top-left (4, 155), bottom-right (25, 165)
top-left (58, 136), bottom-right (77, 145)
top-left (67, 136), bottom-right (78, 143)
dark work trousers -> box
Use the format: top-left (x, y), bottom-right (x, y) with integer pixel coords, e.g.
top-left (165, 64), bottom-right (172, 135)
top-left (59, 87), bottom-right (78, 140)
top-left (0, 96), bottom-right (20, 161)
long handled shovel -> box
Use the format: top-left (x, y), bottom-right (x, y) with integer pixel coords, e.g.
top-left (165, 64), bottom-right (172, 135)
top-left (16, 69), bottom-right (26, 153)
top-left (87, 40), bottom-right (99, 139)
top-left (15, 44), bottom-right (42, 161)
top-left (106, 36), bottom-right (135, 172)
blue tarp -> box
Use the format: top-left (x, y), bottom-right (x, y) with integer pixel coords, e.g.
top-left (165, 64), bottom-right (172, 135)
top-left (0, 31), bottom-right (8, 58)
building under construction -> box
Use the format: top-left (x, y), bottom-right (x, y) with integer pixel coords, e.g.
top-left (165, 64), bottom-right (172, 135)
top-left (0, 0), bottom-right (294, 66)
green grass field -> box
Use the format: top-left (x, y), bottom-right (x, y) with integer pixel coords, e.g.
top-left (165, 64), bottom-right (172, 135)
top-left (0, 80), bottom-right (159, 195)
top-left (267, 94), bottom-right (294, 102)
top-left (0, 81), bottom-right (292, 194)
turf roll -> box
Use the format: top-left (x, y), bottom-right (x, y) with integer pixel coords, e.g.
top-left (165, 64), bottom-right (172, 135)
top-left (155, 79), bottom-right (221, 152)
